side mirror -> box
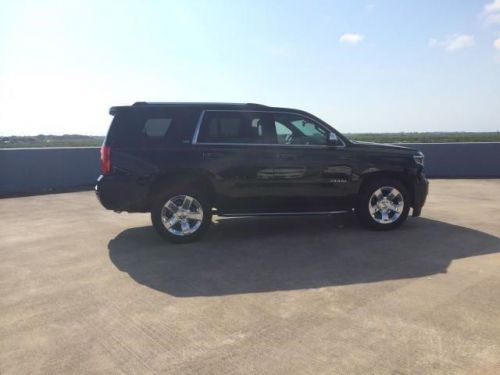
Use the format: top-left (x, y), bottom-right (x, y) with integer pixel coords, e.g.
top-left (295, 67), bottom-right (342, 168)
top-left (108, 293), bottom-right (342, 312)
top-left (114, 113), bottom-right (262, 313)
top-left (328, 132), bottom-right (339, 143)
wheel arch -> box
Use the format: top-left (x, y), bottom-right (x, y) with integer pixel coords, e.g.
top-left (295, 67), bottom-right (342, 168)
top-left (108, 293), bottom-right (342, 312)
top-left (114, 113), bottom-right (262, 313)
top-left (147, 169), bottom-right (216, 209)
top-left (358, 171), bottom-right (416, 206)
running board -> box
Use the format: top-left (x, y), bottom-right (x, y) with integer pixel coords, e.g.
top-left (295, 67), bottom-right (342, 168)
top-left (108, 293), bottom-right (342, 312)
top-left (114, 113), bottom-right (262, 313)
top-left (218, 210), bottom-right (353, 217)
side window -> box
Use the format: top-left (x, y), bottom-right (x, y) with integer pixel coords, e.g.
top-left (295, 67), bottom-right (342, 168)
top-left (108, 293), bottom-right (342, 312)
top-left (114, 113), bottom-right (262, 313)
top-left (143, 118), bottom-right (173, 137)
top-left (197, 111), bottom-right (275, 144)
top-left (273, 114), bottom-right (329, 146)
top-left (206, 116), bottom-right (241, 140)
top-left (275, 121), bottom-right (293, 144)
top-left (139, 115), bottom-right (177, 147)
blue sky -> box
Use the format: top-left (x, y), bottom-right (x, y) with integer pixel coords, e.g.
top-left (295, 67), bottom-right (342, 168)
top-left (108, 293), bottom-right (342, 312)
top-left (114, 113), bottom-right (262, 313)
top-left (0, 0), bottom-right (499, 135)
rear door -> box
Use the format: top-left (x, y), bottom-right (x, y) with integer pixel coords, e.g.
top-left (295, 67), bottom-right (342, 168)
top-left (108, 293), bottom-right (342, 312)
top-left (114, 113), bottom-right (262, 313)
top-left (193, 110), bottom-right (277, 213)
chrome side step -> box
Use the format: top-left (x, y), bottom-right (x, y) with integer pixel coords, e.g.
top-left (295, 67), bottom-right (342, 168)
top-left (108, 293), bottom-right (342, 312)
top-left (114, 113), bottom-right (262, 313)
top-left (218, 210), bottom-right (352, 218)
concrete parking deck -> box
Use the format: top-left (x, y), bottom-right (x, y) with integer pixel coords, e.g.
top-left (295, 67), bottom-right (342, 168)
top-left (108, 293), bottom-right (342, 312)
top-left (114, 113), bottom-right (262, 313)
top-left (1, 180), bottom-right (500, 375)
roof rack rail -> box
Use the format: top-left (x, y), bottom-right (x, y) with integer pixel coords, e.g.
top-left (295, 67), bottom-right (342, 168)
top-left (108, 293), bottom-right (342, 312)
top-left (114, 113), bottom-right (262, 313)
top-left (133, 101), bottom-right (225, 106)
top-left (245, 103), bottom-right (267, 108)
top-left (133, 101), bottom-right (180, 106)
top-left (132, 101), bottom-right (269, 107)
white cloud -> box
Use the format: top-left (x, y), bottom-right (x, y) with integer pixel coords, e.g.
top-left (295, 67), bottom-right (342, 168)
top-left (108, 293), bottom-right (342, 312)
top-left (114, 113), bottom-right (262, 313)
top-left (339, 33), bottom-right (364, 44)
top-left (494, 37), bottom-right (500, 50)
top-left (429, 34), bottom-right (475, 51)
top-left (486, 13), bottom-right (500, 24)
top-left (485, 0), bottom-right (500, 14)
top-left (483, 0), bottom-right (500, 24)
top-left (446, 35), bottom-right (475, 51)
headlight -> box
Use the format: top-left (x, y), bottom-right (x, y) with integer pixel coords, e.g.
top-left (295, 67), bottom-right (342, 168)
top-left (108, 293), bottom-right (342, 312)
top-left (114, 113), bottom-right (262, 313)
top-left (413, 152), bottom-right (424, 166)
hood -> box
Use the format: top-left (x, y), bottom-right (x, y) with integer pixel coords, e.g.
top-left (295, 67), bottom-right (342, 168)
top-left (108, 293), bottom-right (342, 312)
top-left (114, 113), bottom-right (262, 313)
top-left (349, 140), bottom-right (418, 154)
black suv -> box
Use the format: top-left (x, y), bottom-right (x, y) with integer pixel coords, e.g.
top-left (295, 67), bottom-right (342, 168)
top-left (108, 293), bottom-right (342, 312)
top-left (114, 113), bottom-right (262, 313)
top-left (96, 102), bottom-right (428, 243)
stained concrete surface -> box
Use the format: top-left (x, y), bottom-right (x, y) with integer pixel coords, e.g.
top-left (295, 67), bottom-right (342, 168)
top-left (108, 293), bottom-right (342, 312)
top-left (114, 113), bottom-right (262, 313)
top-left (1, 180), bottom-right (500, 374)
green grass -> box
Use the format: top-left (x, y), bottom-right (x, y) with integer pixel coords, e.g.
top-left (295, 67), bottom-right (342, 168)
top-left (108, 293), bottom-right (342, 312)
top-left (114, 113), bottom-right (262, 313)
top-left (1, 132), bottom-right (500, 148)
top-left (0, 135), bottom-right (105, 148)
top-left (345, 132), bottom-right (500, 144)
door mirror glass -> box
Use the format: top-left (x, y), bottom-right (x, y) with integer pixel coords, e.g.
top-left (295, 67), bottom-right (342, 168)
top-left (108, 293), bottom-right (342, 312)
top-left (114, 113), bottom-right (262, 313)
top-left (328, 132), bottom-right (339, 143)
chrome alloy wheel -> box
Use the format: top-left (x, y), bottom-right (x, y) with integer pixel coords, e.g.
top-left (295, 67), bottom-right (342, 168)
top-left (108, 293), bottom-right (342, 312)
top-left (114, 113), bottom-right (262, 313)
top-left (161, 195), bottom-right (204, 236)
top-left (368, 186), bottom-right (404, 224)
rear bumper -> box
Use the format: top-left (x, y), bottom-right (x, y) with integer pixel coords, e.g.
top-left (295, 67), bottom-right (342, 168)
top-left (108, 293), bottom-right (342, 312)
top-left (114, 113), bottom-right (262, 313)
top-left (412, 174), bottom-right (429, 217)
top-left (95, 174), bottom-right (150, 212)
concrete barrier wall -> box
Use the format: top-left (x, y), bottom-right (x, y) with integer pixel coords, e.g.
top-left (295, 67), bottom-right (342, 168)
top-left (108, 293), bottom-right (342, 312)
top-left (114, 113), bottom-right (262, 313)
top-left (0, 148), bottom-right (100, 196)
top-left (396, 142), bottom-right (500, 178)
top-left (0, 143), bottom-right (499, 196)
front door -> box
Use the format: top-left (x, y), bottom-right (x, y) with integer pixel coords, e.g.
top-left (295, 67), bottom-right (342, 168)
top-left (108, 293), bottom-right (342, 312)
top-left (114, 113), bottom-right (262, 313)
top-left (269, 112), bottom-right (354, 212)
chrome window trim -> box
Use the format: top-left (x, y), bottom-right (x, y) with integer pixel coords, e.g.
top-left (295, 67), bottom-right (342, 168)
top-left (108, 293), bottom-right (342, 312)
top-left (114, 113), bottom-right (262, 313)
top-left (191, 109), bottom-right (346, 148)
top-left (191, 110), bottom-right (206, 144)
top-left (192, 142), bottom-right (333, 148)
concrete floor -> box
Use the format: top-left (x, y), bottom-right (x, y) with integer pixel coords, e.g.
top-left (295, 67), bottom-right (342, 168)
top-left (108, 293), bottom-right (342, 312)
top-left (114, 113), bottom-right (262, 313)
top-left (1, 180), bottom-right (500, 375)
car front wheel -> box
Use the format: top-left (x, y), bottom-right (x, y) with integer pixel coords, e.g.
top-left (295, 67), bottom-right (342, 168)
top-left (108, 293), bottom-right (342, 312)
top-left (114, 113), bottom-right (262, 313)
top-left (356, 179), bottom-right (410, 230)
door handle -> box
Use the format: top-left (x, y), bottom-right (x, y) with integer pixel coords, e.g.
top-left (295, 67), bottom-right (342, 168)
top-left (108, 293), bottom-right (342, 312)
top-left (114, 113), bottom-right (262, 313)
top-left (203, 152), bottom-right (223, 159)
top-left (276, 153), bottom-right (297, 160)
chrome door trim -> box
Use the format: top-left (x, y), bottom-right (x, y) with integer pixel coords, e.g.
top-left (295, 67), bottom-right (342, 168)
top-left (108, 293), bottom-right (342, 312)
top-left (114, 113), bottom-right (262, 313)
top-left (191, 109), bottom-right (346, 148)
top-left (218, 210), bottom-right (352, 217)
top-left (191, 110), bottom-right (206, 145)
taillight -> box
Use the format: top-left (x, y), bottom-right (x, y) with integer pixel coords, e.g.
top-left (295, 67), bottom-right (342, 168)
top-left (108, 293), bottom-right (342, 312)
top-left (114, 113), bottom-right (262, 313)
top-left (100, 145), bottom-right (111, 174)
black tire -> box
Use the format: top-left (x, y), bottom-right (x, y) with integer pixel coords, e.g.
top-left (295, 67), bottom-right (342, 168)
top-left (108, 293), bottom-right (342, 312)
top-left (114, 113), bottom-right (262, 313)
top-left (355, 178), bottom-right (410, 230)
top-left (151, 187), bottom-right (212, 243)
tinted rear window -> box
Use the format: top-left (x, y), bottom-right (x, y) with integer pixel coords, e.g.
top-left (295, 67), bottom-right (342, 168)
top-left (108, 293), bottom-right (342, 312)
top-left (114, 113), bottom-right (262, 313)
top-left (143, 118), bottom-right (173, 137)
top-left (197, 111), bottom-right (274, 144)
top-left (107, 108), bottom-right (199, 148)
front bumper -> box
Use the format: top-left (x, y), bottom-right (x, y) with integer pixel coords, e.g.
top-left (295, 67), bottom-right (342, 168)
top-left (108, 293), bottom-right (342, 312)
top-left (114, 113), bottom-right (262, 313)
top-left (412, 174), bottom-right (429, 217)
top-left (95, 174), bottom-right (150, 212)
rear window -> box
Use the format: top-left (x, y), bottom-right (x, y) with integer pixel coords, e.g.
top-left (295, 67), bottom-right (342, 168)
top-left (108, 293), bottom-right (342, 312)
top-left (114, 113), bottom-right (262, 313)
top-left (107, 108), bottom-right (199, 148)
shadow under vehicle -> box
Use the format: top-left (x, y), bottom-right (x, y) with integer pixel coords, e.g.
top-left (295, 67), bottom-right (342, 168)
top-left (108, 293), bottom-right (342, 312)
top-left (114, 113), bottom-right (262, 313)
top-left (108, 216), bottom-right (500, 297)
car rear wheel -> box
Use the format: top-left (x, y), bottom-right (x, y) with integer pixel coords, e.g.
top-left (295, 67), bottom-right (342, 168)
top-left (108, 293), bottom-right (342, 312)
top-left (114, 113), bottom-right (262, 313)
top-left (356, 179), bottom-right (410, 230)
top-left (151, 189), bottom-right (212, 243)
